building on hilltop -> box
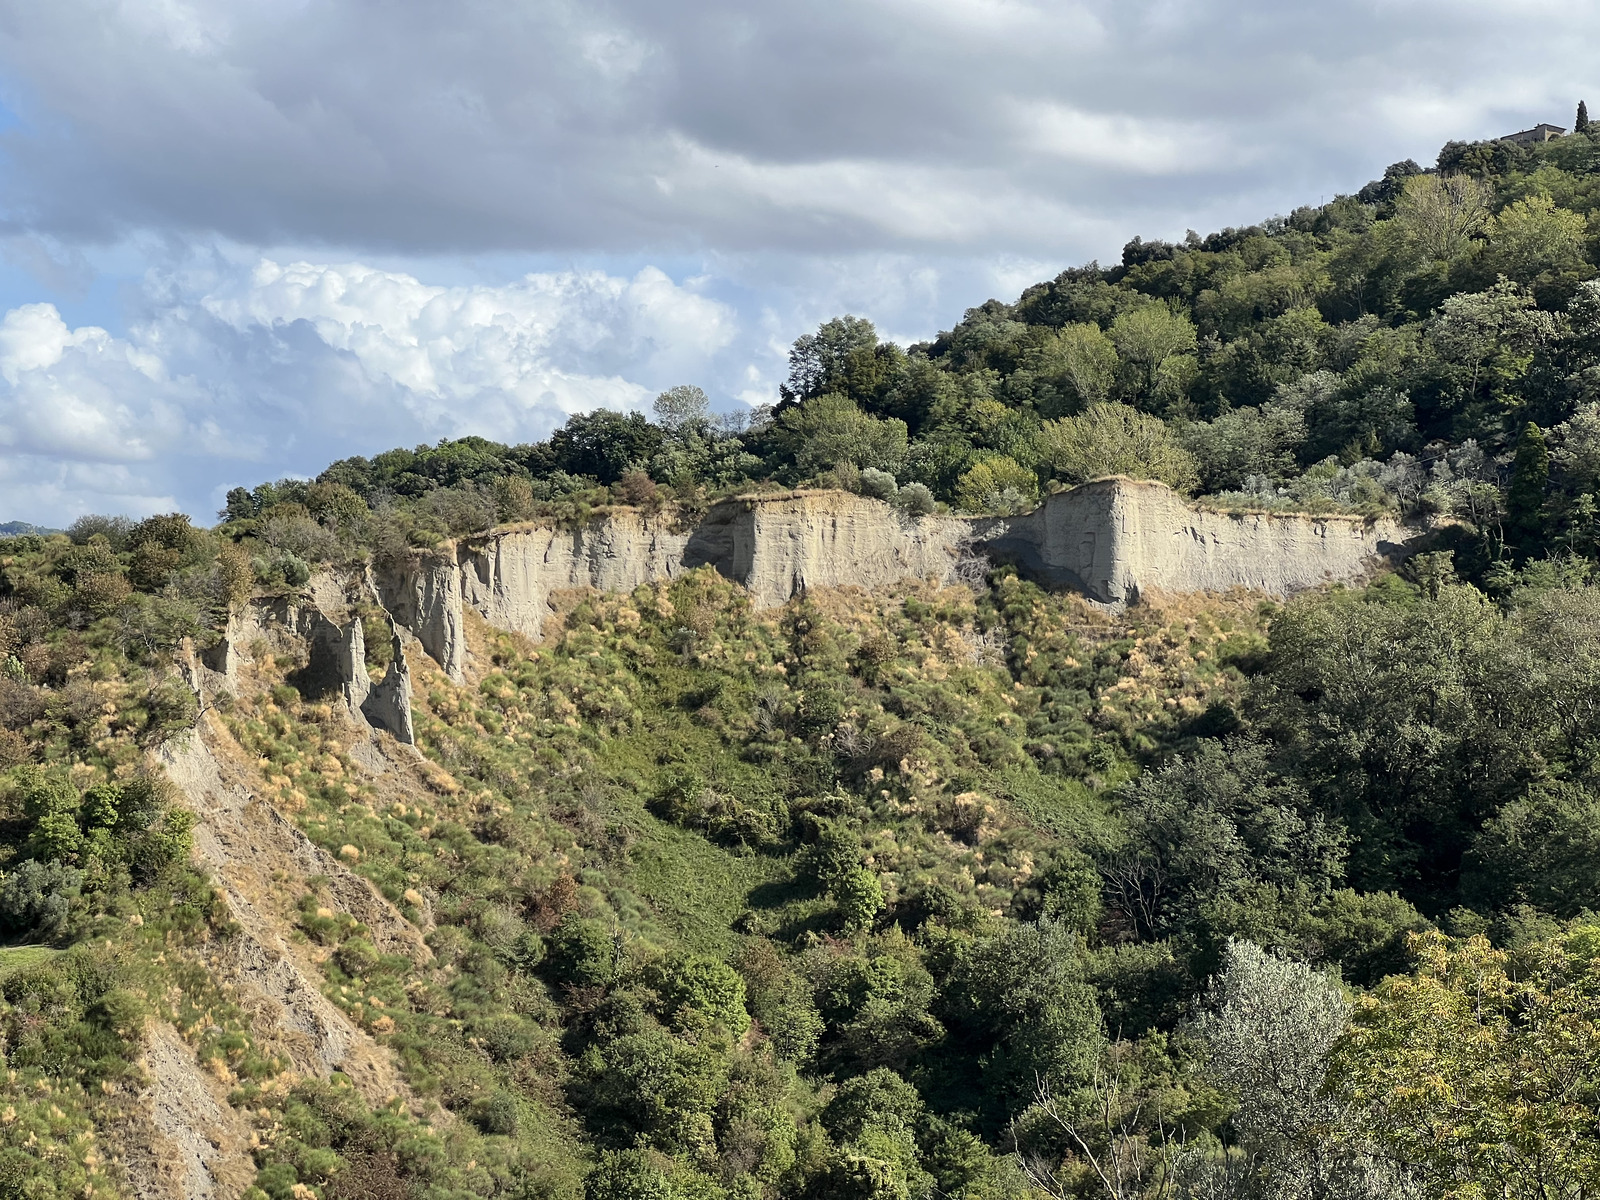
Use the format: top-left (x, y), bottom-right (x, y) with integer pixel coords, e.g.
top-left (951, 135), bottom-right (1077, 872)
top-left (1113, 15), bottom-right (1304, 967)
top-left (1500, 123), bottom-right (1567, 145)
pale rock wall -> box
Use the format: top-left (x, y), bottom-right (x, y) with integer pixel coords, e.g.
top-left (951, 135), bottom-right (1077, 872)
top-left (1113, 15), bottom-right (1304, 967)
top-left (456, 510), bottom-right (690, 643)
top-left (382, 493), bottom-right (966, 652)
top-left (977, 478), bottom-right (1409, 603)
top-left (200, 584), bottom-right (416, 745)
top-left (372, 482), bottom-right (1415, 675)
top-left (683, 491), bottom-right (969, 609)
top-left (362, 621), bottom-right (415, 745)
top-left (373, 557), bottom-right (465, 683)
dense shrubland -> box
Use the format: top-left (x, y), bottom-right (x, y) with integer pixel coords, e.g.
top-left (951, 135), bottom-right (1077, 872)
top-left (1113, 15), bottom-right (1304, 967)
top-left (5, 124), bottom-right (1600, 1198)
top-left (221, 558), bottom-right (1600, 1200)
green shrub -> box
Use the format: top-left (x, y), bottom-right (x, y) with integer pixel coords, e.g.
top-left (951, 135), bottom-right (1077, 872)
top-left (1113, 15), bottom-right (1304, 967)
top-left (832, 867), bottom-right (885, 935)
top-left (586, 1150), bottom-right (673, 1200)
top-left (650, 953), bottom-right (750, 1036)
top-left (0, 860), bottom-right (82, 939)
top-left (548, 916), bottom-right (617, 989)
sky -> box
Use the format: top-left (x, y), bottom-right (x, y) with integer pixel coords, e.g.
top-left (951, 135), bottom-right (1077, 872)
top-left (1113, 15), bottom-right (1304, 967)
top-left (0, 0), bottom-right (1592, 525)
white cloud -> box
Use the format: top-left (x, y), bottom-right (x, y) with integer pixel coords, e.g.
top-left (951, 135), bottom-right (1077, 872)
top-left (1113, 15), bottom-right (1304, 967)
top-left (1009, 101), bottom-right (1235, 174)
top-left (0, 259), bottom-right (738, 524)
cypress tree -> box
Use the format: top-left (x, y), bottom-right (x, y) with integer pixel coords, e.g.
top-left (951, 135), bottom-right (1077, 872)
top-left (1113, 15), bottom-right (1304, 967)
top-left (1508, 420), bottom-right (1550, 550)
top-left (1577, 100), bottom-right (1590, 134)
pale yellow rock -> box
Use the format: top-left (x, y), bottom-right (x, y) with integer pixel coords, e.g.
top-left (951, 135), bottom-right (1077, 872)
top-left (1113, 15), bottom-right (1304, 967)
top-left (459, 508), bottom-right (690, 642)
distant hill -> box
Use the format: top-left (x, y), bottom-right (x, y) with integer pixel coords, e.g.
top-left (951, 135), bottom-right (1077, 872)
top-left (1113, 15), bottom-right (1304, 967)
top-left (0, 520), bottom-right (60, 537)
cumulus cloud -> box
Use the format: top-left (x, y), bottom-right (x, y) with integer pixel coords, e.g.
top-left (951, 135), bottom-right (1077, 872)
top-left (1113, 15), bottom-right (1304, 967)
top-left (0, 259), bottom-right (737, 524)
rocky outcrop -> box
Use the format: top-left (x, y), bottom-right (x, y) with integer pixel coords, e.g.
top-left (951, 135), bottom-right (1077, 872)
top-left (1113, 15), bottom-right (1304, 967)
top-left (683, 491), bottom-right (969, 609)
top-left (975, 478), bottom-right (1410, 603)
top-left (198, 589), bottom-right (417, 747)
top-left (370, 481), bottom-right (1417, 673)
top-left (361, 621), bottom-right (415, 745)
top-left (372, 558), bottom-right (464, 684)
top-left (455, 510), bottom-right (690, 643)
top-left (301, 610), bottom-right (368, 712)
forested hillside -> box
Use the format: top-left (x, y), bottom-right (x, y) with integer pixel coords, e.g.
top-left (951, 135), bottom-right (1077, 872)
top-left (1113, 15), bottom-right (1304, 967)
top-left (1, 124), bottom-right (1600, 1200)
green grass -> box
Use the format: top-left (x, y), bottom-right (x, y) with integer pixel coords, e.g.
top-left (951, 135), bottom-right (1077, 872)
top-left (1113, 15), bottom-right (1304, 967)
top-left (0, 943), bottom-right (59, 978)
top-left (626, 820), bottom-right (790, 956)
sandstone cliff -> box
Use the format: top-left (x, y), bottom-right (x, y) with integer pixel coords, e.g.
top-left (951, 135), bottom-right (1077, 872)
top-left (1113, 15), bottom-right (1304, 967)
top-left (458, 509), bottom-right (690, 647)
top-left (682, 491), bottom-right (969, 609)
top-left (371, 480), bottom-right (1417, 676)
top-left (375, 492), bottom-right (970, 660)
top-left (975, 477), bottom-right (1411, 603)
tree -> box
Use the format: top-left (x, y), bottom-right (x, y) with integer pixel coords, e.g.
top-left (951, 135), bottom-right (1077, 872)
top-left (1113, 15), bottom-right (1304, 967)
top-left (585, 1151), bottom-right (672, 1200)
top-left (549, 409), bottom-right (664, 484)
top-left (547, 916), bottom-right (619, 988)
top-left (1392, 173), bottom-right (1490, 262)
top-left (1508, 420), bottom-right (1550, 546)
top-left (1102, 738), bottom-right (1346, 943)
top-left (1427, 280), bottom-right (1556, 419)
top-left (822, 1068), bottom-right (926, 1144)
top-left (1180, 403), bottom-right (1309, 492)
top-left (955, 455), bottom-right (1039, 514)
top-left (783, 315), bottom-right (889, 405)
top-left (833, 866), bottom-right (885, 935)
top-left (1465, 782), bottom-right (1600, 914)
top-left (649, 953), bottom-right (750, 1036)
top-left (1036, 403), bottom-right (1199, 491)
top-left (652, 385), bottom-right (710, 434)
top-left (1483, 194), bottom-right (1588, 287)
top-left (585, 1026), bottom-right (728, 1157)
top-left (1577, 100), bottom-right (1590, 134)
top-left (1252, 585), bottom-right (1518, 898)
top-left (1108, 305), bottom-right (1197, 404)
top-left (1032, 323), bottom-right (1120, 410)
top-left (1013, 1041), bottom-right (1188, 1200)
top-left (1331, 930), bottom-right (1600, 1200)
top-left (1358, 158), bottom-right (1424, 207)
top-left (771, 393), bottom-right (909, 478)
top-left (1191, 941), bottom-right (1375, 1195)
top-left (941, 918), bottom-right (1104, 1113)
top-left (0, 860), bottom-right (82, 939)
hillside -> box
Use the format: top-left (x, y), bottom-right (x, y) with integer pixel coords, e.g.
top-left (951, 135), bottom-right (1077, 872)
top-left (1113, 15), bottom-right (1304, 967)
top-left (2, 125), bottom-right (1600, 1200)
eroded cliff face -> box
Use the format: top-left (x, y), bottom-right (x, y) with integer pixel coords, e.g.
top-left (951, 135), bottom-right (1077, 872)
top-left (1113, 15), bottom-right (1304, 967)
top-left (375, 493), bottom-right (970, 656)
top-left (372, 481), bottom-right (1416, 676)
top-left (204, 581), bottom-right (417, 743)
top-left (976, 477), bottom-right (1411, 603)
top-left (683, 491), bottom-right (970, 609)
top-left (458, 509), bottom-right (690, 645)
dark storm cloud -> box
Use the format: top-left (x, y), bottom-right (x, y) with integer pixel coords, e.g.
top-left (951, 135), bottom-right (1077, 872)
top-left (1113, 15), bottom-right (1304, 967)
top-left (0, 0), bottom-right (1592, 260)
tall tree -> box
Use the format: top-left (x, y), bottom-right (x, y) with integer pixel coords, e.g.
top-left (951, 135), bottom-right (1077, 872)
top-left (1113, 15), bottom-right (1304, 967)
top-left (1577, 99), bottom-right (1590, 134)
top-left (1508, 420), bottom-right (1551, 548)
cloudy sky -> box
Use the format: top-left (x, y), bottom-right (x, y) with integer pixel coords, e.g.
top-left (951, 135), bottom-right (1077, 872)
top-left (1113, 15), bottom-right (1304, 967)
top-left (0, 0), bottom-right (1590, 524)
